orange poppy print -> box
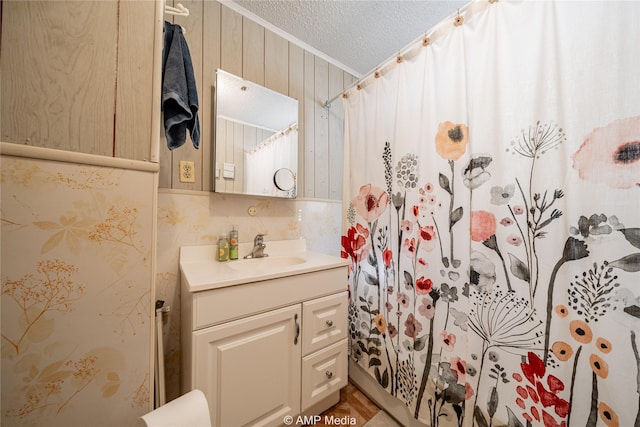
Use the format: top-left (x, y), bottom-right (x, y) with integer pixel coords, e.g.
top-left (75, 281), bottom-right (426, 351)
top-left (435, 121), bottom-right (469, 161)
top-left (590, 353), bottom-right (609, 379)
top-left (598, 401), bottom-right (619, 427)
top-left (595, 337), bottom-right (612, 354)
top-left (569, 319), bottom-right (593, 344)
top-left (554, 305), bottom-right (569, 318)
top-left (551, 341), bottom-right (573, 362)
top-left (374, 314), bottom-right (387, 334)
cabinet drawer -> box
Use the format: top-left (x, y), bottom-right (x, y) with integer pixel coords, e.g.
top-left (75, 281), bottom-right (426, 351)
top-left (301, 339), bottom-right (348, 411)
top-left (302, 291), bottom-right (348, 356)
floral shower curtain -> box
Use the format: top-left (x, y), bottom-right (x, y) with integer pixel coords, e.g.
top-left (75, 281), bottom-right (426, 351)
top-left (341, 1), bottom-right (640, 426)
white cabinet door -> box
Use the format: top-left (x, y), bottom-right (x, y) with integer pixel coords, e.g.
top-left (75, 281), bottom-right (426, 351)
top-left (194, 305), bottom-right (302, 427)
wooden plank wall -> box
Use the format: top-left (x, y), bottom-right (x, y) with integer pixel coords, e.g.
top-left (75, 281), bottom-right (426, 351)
top-left (161, 0), bottom-right (356, 200)
top-left (215, 117), bottom-right (273, 194)
top-left (0, 1), bottom-right (155, 161)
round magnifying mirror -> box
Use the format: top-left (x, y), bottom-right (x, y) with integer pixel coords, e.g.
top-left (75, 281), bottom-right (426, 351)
top-left (274, 168), bottom-right (295, 191)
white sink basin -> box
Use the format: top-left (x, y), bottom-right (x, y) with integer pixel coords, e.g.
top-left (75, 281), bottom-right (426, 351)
top-left (226, 256), bottom-right (306, 271)
top-left (179, 240), bottom-right (350, 291)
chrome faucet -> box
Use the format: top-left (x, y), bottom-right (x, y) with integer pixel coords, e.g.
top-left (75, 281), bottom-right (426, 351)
top-left (244, 234), bottom-right (268, 259)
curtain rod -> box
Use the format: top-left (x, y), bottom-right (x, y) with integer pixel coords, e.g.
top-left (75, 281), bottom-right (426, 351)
top-left (323, 0), bottom-right (489, 109)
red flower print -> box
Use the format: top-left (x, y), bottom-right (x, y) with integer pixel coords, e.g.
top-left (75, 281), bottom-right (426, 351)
top-left (507, 234), bottom-right (522, 246)
top-left (470, 210), bottom-right (497, 242)
top-left (440, 330), bottom-right (456, 352)
top-left (514, 352), bottom-right (569, 427)
top-left (418, 225), bottom-right (437, 252)
top-left (354, 184), bottom-right (389, 222)
top-left (416, 277), bottom-right (433, 295)
top-left (500, 217), bottom-right (514, 226)
top-left (397, 292), bottom-right (409, 308)
top-left (341, 224), bottom-right (369, 263)
top-left (403, 237), bottom-right (417, 258)
top-left (404, 313), bottom-right (422, 339)
top-left (449, 356), bottom-right (466, 384)
top-left (418, 297), bottom-right (435, 319)
top-left (382, 248), bottom-right (393, 268)
top-left (465, 382), bottom-right (474, 400)
top-left (419, 225), bottom-right (436, 241)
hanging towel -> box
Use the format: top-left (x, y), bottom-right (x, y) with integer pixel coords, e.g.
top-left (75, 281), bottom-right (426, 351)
top-left (162, 21), bottom-right (200, 150)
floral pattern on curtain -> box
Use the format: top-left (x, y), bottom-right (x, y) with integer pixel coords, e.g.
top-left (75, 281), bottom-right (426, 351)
top-left (341, 1), bottom-right (640, 426)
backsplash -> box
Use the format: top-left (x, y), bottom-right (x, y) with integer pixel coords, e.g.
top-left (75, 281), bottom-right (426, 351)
top-left (156, 190), bottom-right (342, 399)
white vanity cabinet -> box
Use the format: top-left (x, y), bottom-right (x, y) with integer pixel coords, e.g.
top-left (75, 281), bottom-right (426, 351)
top-left (193, 305), bottom-right (302, 427)
top-left (180, 243), bottom-right (349, 427)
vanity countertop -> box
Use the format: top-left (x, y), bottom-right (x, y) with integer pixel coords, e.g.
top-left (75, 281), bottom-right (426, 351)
top-left (180, 239), bottom-right (349, 292)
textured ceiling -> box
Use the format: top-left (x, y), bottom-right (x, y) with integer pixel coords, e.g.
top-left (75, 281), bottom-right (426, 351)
top-left (229, 0), bottom-right (468, 77)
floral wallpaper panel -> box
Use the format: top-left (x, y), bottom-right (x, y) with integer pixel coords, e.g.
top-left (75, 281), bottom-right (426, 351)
top-left (1, 155), bottom-right (155, 427)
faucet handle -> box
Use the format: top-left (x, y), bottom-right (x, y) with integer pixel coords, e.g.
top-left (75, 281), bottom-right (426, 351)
top-left (254, 233), bottom-right (265, 245)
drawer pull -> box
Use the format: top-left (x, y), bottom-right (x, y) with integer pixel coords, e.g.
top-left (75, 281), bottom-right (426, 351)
top-left (325, 320), bottom-right (334, 327)
top-left (325, 371), bottom-right (333, 379)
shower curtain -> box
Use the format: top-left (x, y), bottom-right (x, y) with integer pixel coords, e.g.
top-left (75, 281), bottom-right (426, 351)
top-left (341, 1), bottom-right (640, 426)
top-left (245, 126), bottom-right (298, 195)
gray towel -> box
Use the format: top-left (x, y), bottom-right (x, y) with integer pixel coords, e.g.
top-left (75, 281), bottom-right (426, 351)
top-left (162, 21), bottom-right (200, 150)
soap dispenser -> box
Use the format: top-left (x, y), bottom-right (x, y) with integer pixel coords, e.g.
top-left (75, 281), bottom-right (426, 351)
top-left (229, 225), bottom-right (239, 260)
top-left (217, 235), bottom-right (229, 262)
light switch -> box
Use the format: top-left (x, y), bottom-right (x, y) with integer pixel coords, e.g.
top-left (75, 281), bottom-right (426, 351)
top-left (223, 163), bottom-right (235, 179)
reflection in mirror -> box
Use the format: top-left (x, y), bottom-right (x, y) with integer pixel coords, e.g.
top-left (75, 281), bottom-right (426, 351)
top-left (214, 70), bottom-right (298, 198)
top-left (274, 168), bottom-right (296, 192)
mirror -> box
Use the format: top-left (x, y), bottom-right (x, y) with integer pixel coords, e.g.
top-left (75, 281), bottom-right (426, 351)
top-left (214, 70), bottom-right (298, 198)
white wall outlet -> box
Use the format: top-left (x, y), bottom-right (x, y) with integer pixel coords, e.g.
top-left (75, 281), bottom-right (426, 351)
top-left (248, 206), bottom-right (258, 216)
top-left (179, 160), bottom-right (196, 183)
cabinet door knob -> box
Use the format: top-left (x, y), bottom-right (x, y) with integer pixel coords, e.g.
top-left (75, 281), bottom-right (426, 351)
top-left (325, 320), bottom-right (334, 327)
top-left (325, 371), bottom-right (333, 379)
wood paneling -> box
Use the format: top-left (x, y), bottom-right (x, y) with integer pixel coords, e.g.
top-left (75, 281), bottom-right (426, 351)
top-left (115, 0), bottom-right (155, 161)
top-left (289, 44), bottom-right (305, 196)
top-left (0, 0), bottom-right (351, 197)
top-left (314, 58), bottom-right (330, 199)
top-left (201, 0), bottom-right (222, 192)
top-left (159, 1), bottom-right (356, 200)
top-left (303, 51), bottom-right (316, 197)
top-left (265, 29), bottom-right (289, 94)
top-left (1, 1), bottom-right (119, 156)
top-left (243, 19), bottom-right (265, 85)
top-left (221, 6), bottom-right (243, 77)
top-left (328, 64), bottom-right (345, 200)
